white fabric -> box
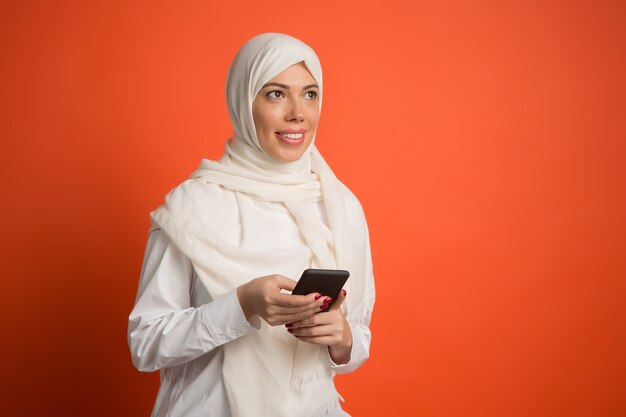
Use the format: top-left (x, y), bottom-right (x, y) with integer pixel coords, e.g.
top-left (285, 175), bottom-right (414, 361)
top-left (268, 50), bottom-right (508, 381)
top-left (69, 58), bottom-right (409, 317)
top-left (148, 33), bottom-right (375, 417)
top-left (128, 225), bottom-right (371, 416)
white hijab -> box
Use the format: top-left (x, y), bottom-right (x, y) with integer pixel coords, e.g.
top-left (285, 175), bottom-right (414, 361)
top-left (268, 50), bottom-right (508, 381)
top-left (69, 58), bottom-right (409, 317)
top-left (151, 33), bottom-right (374, 417)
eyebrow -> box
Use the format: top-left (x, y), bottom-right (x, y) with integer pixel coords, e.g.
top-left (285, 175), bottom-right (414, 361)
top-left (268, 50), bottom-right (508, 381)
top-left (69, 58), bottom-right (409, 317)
top-left (262, 82), bottom-right (319, 90)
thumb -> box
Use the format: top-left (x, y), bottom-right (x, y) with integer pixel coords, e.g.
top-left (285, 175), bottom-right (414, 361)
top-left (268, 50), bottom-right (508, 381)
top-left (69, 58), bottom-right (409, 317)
top-left (329, 288), bottom-right (347, 311)
top-left (273, 274), bottom-right (297, 292)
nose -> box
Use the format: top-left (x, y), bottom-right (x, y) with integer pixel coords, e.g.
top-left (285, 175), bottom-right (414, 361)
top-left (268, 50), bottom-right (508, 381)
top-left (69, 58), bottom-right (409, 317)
top-left (285, 98), bottom-right (305, 122)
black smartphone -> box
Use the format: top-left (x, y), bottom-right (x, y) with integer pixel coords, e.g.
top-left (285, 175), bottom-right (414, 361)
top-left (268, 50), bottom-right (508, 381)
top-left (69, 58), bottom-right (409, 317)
top-left (291, 269), bottom-right (350, 312)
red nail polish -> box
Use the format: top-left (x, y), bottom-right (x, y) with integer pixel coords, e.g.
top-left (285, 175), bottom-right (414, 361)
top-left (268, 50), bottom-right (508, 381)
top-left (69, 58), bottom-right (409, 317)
top-left (285, 323), bottom-right (292, 328)
top-left (287, 328), bottom-right (293, 333)
top-left (314, 294), bottom-right (322, 300)
top-left (342, 289), bottom-right (347, 296)
top-left (324, 298), bottom-right (332, 304)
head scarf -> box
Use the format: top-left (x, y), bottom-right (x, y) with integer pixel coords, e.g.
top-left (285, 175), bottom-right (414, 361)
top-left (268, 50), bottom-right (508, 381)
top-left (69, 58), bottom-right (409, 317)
top-left (151, 33), bottom-right (374, 417)
top-left (225, 32), bottom-right (322, 174)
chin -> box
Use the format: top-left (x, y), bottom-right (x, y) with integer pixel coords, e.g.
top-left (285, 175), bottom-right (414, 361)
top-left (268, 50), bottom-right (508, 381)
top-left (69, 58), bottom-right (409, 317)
top-left (260, 138), bottom-right (314, 163)
top-left (267, 143), bottom-right (311, 163)
top-left (273, 151), bottom-right (305, 163)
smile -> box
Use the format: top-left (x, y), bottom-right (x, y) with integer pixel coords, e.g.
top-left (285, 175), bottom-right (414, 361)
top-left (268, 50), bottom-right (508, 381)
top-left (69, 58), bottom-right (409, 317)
top-left (275, 130), bottom-right (306, 145)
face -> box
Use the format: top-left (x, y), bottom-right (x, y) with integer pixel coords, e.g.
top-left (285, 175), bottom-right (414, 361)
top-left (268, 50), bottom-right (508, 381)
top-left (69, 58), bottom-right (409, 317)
top-left (252, 62), bottom-right (320, 162)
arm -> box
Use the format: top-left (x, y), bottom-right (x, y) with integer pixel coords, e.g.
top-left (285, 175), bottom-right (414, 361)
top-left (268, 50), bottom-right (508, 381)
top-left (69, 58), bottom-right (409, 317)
top-left (287, 290), bottom-right (373, 374)
top-left (289, 210), bottom-right (375, 374)
top-left (127, 229), bottom-right (259, 372)
top-left (331, 219), bottom-right (376, 374)
top-left (328, 310), bottom-right (372, 374)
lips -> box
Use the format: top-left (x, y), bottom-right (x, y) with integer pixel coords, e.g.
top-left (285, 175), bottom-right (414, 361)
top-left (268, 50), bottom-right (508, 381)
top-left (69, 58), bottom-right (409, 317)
top-left (275, 129), bottom-right (306, 145)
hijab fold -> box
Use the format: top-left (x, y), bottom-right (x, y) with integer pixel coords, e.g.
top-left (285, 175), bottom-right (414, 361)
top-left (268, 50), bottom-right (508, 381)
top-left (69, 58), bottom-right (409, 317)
top-left (151, 33), bottom-right (374, 417)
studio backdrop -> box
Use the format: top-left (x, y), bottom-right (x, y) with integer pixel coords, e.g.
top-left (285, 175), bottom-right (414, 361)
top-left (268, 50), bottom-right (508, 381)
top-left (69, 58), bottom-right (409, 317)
top-left (1, 1), bottom-right (625, 416)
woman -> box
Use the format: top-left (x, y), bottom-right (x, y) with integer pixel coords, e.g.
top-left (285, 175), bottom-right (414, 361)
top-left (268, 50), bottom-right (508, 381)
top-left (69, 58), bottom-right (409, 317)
top-left (128, 33), bottom-right (375, 417)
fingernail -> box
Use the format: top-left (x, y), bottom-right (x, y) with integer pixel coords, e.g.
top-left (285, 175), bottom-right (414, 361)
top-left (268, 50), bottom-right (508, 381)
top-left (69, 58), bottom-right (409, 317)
top-left (314, 294), bottom-right (322, 300)
top-left (320, 298), bottom-right (332, 310)
top-left (287, 328), bottom-right (293, 333)
top-left (285, 323), bottom-right (292, 328)
top-left (342, 289), bottom-right (347, 296)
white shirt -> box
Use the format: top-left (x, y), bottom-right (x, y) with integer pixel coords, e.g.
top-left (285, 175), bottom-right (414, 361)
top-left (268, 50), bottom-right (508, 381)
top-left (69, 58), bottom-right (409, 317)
top-left (128, 199), bottom-right (372, 417)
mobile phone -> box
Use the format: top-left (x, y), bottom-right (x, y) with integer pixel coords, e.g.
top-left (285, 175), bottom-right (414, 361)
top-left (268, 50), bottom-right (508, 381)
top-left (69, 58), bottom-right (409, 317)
top-left (292, 269), bottom-right (350, 312)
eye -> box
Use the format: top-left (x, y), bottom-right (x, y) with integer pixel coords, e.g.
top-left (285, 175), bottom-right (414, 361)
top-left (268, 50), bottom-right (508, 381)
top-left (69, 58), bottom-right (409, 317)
top-left (304, 91), bottom-right (318, 100)
top-left (266, 90), bottom-right (285, 100)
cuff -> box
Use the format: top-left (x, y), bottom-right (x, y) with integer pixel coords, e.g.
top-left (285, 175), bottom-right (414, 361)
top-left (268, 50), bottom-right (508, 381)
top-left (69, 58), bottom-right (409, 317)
top-left (200, 290), bottom-right (260, 347)
top-left (328, 346), bottom-right (353, 369)
top-left (327, 321), bottom-right (370, 374)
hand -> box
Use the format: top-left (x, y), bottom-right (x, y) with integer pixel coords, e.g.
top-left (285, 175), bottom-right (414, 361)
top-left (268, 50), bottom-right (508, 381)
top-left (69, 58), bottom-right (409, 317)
top-left (286, 289), bottom-right (353, 364)
top-left (237, 274), bottom-right (327, 326)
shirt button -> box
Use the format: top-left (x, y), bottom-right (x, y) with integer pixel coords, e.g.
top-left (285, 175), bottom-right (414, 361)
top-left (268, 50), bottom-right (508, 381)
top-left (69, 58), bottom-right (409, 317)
top-left (240, 326), bottom-right (247, 332)
top-left (219, 335), bottom-right (226, 342)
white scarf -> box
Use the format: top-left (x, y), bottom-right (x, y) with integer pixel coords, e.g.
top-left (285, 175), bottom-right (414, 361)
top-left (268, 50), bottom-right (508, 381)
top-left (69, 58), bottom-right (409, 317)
top-left (151, 33), bottom-right (374, 417)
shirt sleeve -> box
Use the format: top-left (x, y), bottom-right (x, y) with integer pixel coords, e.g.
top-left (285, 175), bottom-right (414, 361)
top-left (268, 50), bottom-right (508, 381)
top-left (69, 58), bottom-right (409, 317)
top-left (127, 228), bottom-right (260, 372)
top-left (328, 314), bottom-right (372, 374)
top-left (329, 213), bottom-right (375, 375)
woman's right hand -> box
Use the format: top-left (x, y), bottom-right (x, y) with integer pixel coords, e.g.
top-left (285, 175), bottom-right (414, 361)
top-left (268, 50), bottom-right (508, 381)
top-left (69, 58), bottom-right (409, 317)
top-left (236, 275), bottom-right (329, 326)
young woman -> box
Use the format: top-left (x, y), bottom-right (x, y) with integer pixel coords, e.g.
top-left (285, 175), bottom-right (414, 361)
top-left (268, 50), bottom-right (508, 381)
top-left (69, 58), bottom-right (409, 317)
top-left (128, 33), bottom-right (375, 417)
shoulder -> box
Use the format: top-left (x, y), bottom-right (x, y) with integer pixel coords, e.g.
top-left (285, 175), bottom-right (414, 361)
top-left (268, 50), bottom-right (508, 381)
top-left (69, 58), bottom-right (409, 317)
top-left (163, 178), bottom-right (235, 212)
top-left (338, 182), bottom-right (363, 212)
top-left (337, 181), bottom-right (368, 231)
top-left (152, 178), bottom-right (238, 234)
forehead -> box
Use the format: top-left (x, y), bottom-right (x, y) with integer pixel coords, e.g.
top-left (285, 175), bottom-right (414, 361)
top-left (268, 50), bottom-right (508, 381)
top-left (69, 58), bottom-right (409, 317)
top-left (264, 62), bottom-right (318, 86)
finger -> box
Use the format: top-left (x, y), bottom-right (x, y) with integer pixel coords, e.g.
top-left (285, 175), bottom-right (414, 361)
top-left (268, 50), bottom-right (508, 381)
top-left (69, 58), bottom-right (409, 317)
top-left (287, 316), bottom-right (316, 329)
top-left (294, 335), bottom-right (336, 346)
top-left (272, 275), bottom-right (298, 292)
top-left (328, 288), bottom-right (347, 311)
top-left (265, 304), bottom-right (320, 326)
top-left (272, 290), bottom-right (326, 308)
top-left (287, 311), bottom-right (336, 329)
top-left (289, 323), bottom-right (334, 338)
top-left (274, 303), bottom-right (324, 323)
top-left (278, 295), bottom-right (333, 323)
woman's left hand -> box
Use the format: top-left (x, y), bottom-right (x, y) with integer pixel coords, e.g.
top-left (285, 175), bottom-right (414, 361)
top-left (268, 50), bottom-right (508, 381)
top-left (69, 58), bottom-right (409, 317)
top-left (286, 289), bottom-right (352, 364)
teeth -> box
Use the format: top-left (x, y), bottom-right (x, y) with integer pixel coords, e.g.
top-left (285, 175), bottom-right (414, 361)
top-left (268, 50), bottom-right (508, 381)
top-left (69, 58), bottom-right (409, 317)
top-left (281, 133), bottom-right (303, 139)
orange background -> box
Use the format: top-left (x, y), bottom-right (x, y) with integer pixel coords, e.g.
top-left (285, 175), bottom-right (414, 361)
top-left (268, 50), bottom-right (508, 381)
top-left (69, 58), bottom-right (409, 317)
top-left (1, 1), bottom-right (625, 416)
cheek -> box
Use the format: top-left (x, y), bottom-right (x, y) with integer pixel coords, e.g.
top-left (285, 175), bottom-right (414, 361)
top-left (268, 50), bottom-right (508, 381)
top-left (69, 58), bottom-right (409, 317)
top-left (257, 109), bottom-right (283, 134)
top-left (253, 113), bottom-right (272, 144)
top-left (308, 101), bottom-right (320, 118)
top-left (308, 109), bottom-right (320, 130)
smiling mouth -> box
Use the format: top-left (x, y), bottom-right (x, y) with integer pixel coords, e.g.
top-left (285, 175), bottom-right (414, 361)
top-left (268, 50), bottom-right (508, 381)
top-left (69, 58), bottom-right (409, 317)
top-left (275, 131), bottom-right (306, 144)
